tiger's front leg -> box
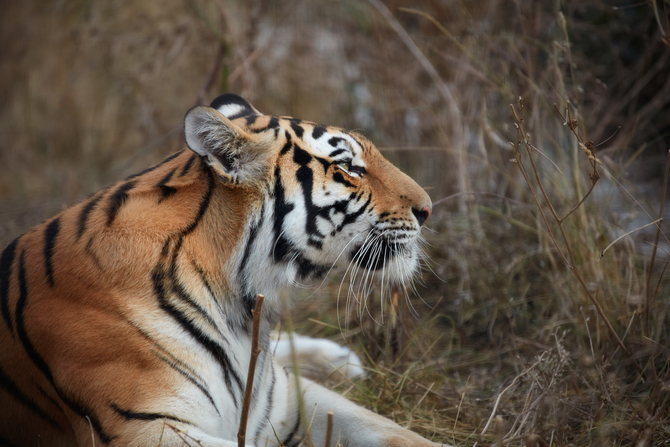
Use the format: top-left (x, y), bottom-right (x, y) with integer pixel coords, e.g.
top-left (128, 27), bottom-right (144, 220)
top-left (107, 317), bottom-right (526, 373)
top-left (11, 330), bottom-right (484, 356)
top-left (282, 375), bottom-right (450, 447)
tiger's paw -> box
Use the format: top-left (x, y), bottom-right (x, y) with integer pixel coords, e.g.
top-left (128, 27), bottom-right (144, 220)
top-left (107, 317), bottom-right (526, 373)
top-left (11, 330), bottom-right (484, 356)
top-left (271, 332), bottom-right (365, 381)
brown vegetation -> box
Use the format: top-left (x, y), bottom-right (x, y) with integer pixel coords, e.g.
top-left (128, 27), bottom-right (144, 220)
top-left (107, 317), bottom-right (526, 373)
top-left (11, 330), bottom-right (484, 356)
top-left (1, 1), bottom-right (669, 446)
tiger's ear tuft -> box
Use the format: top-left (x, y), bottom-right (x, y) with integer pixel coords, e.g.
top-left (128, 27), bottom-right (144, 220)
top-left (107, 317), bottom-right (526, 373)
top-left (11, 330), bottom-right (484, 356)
top-left (184, 106), bottom-right (272, 186)
top-left (210, 93), bottom-right (262, 120)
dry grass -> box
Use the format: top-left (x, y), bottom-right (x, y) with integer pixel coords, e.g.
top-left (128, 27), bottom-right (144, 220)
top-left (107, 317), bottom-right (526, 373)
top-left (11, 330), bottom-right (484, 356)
top-left (1, 1), bottom-right (670, 446)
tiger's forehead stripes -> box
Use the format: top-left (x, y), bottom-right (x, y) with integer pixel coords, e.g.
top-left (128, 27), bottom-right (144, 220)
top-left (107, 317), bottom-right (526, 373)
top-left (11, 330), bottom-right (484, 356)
top-left (236, 115), bottom-right (368, 168)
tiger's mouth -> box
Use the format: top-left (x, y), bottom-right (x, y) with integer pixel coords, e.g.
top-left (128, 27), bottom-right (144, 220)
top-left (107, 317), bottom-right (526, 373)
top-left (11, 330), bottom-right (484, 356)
top-left (349, 238), bottom-right (410, 271)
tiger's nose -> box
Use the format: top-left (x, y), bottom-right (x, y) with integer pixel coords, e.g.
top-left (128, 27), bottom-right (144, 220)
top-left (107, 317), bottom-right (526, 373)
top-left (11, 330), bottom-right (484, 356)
top-left (411, 205), bottom-right (432, 226)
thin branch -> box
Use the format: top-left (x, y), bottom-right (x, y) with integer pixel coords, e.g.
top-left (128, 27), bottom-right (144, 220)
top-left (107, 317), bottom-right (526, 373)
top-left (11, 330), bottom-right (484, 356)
top-left (511, 103), bottom-right (634, 361)
top-left (238, 294), bottom-right (265, 447)
top-left (474, 358), bottom-right (542, 446)
top-left (559, 181), bottom-right (597, 223)
top-left (324, 410), bottom-right (334, 447)
top-left (529, 143), bottom-right (565, 176)
top-left (599, 219), bottom-right (663, 263)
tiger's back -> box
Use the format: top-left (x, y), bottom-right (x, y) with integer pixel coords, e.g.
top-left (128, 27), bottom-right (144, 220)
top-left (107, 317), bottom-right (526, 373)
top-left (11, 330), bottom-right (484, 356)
top-left (0, 94), bottom-right (442, 447)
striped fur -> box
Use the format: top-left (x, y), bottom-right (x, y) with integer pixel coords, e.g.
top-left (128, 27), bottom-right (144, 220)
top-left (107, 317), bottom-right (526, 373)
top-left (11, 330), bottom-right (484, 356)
top-left (0, 94), bottom-right (445, 447)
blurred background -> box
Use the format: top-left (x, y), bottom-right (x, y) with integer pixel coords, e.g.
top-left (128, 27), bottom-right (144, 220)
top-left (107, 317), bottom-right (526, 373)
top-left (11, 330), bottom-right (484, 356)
top-left (1, 0), bottom-right (669, 445)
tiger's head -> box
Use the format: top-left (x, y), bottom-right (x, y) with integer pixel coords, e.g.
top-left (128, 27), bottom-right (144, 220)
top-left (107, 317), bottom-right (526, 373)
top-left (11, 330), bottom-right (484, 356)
top-left (184, 94), bottom-right (431, 294)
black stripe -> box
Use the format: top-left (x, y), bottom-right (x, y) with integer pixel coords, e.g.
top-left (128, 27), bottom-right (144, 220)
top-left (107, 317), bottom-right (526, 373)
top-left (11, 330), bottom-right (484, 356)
top-left (295, 164), bottom-right (325, 242)
top-left (14, 252), bottom-right (113, 443)
top-left (350, 165), bottom-right (367, 175)
top-left (296, 256), bottom-right (328, 279)
top-left (253, 363), bottom-right (276, 442)
top-left (267, 116), bottom-right (279, 129)
top-left (328, 148), bottom-right (347, 158)
top-left (279, 131), bottom-right (293, 155)
top-left (290, 120), bottom-right (304, 138)
top-left (156, 168), bottom-right (178, 202)
top-left (272, 168), bottom-right (296, 262)
top-left (43, 218), bottom-right (60, 287)
top-left (328, 136), bottom-right (343, 147)
top-left (180, 154), bottom-right (197, 177)
top-left (245, 115), bottom-right (258, 126)
top-left (333, 172), bottom-right (355, 188)
top-left (312, 126), bottom-right (326, 140)
top-left (77, 193), bottom-right (104, 240)
top-left (0, 238), bottom-right (18, 332)
top-left (293, 145), bottom-right (312, 165)
top-left (0, 366), bottom-right (61, 429)
top-left (238, 206), bottom-right (263, 317)
top-left (155, 352), bottom-right (220, 413)
top-left (111, 403), bottom-right (193, 425)
top-left (339, 193), bottom-right (372, 230)
top-left (181, 165), bottom-right (214, 237)
top-left (249, 116), bottom-right (280, 134)
top-left (125, 319), bottom-right (220, 414)
top-left (106, 180), bottom-right (137, 226)
top-left (226, 111), bottom-right (252, 121)
top-left (153, 267), bottom-right (242, 408)
top-left (168, 262), bottom-right (225, 338)
top-left (315, 156), bottom-right (331, 173)
top-left (153, 167), bottom-right (243, 404)
top-left (282, 411), bottom-right (302, 447)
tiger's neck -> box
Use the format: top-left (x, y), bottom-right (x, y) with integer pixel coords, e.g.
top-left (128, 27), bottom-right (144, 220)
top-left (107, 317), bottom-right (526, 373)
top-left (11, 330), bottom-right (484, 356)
top-left (164, 152), bottom-right (291, 329)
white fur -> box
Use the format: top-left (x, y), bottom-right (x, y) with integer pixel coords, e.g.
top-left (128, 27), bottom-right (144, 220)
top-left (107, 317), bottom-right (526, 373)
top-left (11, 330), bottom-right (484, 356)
top-left (271, 332), bottom-right (366, 380)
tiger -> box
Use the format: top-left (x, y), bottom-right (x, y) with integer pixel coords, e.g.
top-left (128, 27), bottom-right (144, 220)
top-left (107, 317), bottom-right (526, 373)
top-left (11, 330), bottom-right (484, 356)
top-left (0, 93), bottom-right (446, 447)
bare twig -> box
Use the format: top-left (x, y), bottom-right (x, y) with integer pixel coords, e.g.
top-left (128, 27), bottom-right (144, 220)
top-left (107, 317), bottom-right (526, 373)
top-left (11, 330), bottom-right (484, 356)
top-left (474, 358), bottom-right (542, 446)
top-left (324, 410), bottom-right (334, 447)
top-left (599, 219), bottom-right (663, 263)
top-left (511, 101), bottom-right (634, 360)
top-left (238, 294), bottom-right (265, 447)
top-left (495, 415), bottom-right (504, 447)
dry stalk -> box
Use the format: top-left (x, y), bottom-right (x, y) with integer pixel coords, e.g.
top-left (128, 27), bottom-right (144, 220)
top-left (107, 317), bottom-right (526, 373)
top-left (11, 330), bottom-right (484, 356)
top-left (238, 294), bottom-right (265, 447)
top-left (598, 219), bottom-right (663, 262)
top-left (473, 356), bottom-right (544, 447)
top-left (324, 410), bottom-right (334, 447)
top-left (495, 415), bottom-right (504, 447)
top-left (510, 101), bottom-right (633, 360)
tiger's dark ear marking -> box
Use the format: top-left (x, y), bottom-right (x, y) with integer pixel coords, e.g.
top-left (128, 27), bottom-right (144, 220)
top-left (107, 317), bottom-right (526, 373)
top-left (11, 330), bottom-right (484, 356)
top-left (210, 94), bottom-right (263, 121)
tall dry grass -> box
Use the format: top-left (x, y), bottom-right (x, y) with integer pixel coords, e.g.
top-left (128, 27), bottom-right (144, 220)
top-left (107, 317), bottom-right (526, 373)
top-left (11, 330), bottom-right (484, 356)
top-left (1, 0), bottom-right (669, 446)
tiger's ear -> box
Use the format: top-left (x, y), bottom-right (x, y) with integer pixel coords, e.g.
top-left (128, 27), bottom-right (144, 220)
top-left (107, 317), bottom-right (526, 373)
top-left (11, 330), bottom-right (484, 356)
top-left (184, 105), bottom-right (272, 186)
